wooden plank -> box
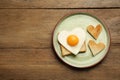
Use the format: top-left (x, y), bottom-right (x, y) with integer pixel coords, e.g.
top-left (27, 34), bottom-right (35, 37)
top-left (0, 9), bottom-right (120, 49)
top-left (0, 44), bottom-right (119, 80)
top-left (0, 49), bottom-right (57, 65)
top-left (0, 0), bottom-right (120, 8)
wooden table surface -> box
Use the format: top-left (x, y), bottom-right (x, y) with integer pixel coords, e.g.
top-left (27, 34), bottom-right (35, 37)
top-left (0, 0), bottom-right (120, 80)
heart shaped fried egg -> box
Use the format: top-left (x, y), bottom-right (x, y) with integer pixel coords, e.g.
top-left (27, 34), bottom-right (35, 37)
top-left (58, 28), bottom-right (86, 55)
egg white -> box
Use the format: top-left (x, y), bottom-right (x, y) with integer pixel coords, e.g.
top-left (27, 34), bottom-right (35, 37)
top-left (58, 28), bottom-right (86, 55)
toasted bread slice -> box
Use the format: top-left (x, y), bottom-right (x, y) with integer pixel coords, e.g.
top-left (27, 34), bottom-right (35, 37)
top-left (60, 42), bottom-right (86, 56)
top-left (88, 40), bottom-right (105, 56)
top-left (60, 45), bottom-right (71, 56)
top-left (87, 24), bottom-right (102, 39)
top-left (80, 42), bottom-right (86, 53)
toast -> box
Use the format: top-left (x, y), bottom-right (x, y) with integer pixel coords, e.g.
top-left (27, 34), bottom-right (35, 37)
top-left (60, 42), bottom-right (86, 56)
top-left (88, 40), bottom-right (105, 56)
top-left (87, 24), bottom-right (102, 39)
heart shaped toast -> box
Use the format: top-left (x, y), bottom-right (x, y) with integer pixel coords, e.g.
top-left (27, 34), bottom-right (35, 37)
top-left (88, 40), bottom-right (105, 56)
top-left (87, 24), bottom-right (102, 39)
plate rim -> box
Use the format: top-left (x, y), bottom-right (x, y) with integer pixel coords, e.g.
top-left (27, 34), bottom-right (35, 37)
top-left (52, 12), bottom-right (111, 68)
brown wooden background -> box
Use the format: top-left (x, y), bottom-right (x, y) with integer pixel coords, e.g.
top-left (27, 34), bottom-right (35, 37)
top-left (0, 0), bottom-right (120, 80)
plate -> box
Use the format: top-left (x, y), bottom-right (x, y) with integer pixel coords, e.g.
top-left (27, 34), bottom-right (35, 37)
top-left (52, 12), bottom-right (110, 68)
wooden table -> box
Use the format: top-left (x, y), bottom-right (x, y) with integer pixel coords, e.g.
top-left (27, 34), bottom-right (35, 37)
top-left (0, 0), bottom-right (120, 80)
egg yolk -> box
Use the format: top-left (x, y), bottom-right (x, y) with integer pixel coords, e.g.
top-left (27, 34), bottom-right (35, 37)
top-left (67, 35), bottom-right (79, 46)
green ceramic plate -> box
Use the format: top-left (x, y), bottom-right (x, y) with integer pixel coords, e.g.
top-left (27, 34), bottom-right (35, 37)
top-left (53, 13), bottom-right (110, 68)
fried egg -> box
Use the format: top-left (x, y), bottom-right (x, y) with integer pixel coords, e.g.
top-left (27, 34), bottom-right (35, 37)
top-left (58, 28), bottom-right (86, 55)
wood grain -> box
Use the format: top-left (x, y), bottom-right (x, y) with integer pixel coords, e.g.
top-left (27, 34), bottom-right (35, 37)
top-left (0, 0), bottom-right (120, 8)
top-left (0, 44), bottom-right (119, 80)
top-left (0, 9), bottom-right (120, 49)
top-left (0, 0), bottom-right (120, 80)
